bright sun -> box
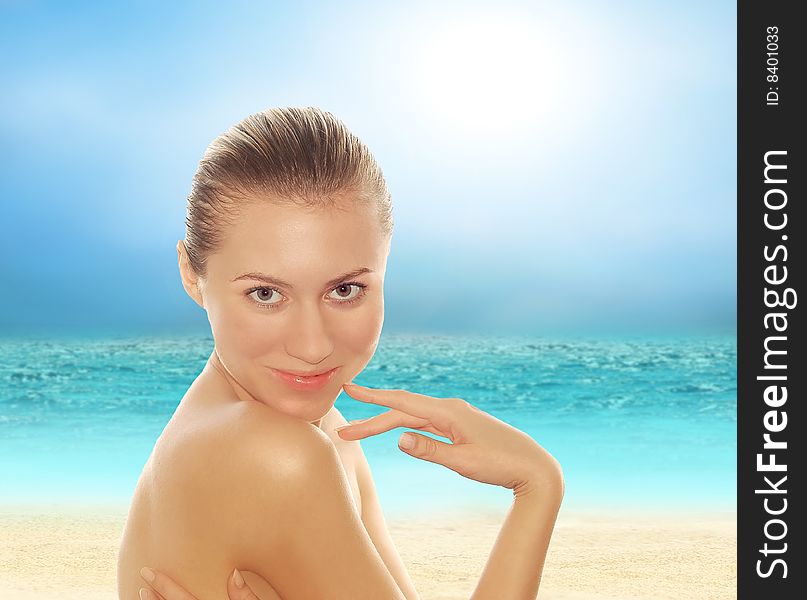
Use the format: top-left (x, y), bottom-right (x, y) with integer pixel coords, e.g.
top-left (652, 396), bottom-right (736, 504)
top-left (407, 14), bottom-right (568, 136)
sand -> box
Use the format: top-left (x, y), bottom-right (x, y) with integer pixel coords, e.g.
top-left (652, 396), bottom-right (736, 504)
top-left (0, 503), bottom-right (736, 599)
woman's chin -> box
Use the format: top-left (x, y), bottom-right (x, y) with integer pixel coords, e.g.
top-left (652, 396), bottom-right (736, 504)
top-left (260, 391), bottom-right (337, 424)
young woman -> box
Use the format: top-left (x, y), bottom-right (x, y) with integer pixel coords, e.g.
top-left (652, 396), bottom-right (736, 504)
top-left (117, 107), bottom-right (564, 600)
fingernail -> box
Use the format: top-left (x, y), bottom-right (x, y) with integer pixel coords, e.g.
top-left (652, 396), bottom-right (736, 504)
top-left (140, 567), bottom-right (155, 583)
top-left (139, 589), bottom-right (150, 600)
top-left (399, 433), bottom-right (415, 449)
top-left (233, 568), bottom-right (245, 589)
top-left (334, 424), bottom-right (351, 432)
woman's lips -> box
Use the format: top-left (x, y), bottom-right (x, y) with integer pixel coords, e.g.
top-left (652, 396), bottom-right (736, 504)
top-left (269, 366), bottom-right (339, 391)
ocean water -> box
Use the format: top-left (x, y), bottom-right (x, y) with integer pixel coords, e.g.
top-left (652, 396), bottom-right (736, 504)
top-left (0, 332), bottom-right (736, 517)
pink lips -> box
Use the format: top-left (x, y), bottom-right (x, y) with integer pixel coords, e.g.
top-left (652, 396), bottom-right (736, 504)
top-left (270, 366), bottom-right (339, 391)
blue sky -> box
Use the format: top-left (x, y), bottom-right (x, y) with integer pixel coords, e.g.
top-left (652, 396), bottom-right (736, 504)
top-left (0, 0), bottom-right (736, 336)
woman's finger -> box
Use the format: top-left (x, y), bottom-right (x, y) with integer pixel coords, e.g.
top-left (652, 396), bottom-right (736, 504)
top-left (139, 567), bottom-right (260, 600)
top-left (228, 568), bottom-right (263, 600)
top-left (336, 408), bottom-right (445, 440)
top-left (140, 567), bottom-right (196, 600)
top-left (342, 383), bottom-right (456, 422)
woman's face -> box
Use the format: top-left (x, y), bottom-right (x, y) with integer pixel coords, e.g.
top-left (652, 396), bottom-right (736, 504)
top-left (179, 199), bottom-right (390, 424)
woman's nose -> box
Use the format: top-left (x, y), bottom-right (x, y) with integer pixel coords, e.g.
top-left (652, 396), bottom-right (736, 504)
top-left (283, 301), bottom-right (335, 364)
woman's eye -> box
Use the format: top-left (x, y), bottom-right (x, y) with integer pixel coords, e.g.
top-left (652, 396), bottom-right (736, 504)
top-left (328, 283), bottom-right (364, 302)
top-left (248, 287), bottom-right (283, 306)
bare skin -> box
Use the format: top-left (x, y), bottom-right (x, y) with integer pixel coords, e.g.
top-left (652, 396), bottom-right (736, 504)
top-left (137, 383), bottom-right (564, 599)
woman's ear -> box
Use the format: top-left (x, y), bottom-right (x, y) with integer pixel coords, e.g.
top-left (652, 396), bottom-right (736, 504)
top-left (176, 240), bottom-right (205, 309)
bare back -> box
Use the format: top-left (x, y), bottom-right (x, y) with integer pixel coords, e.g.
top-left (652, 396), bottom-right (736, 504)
top-left (116, 379), bottom-right (363, 599)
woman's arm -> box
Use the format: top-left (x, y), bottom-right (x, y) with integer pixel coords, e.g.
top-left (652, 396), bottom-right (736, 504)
top-left (141, 470), bottom-right (563, 600)
top-left (141, 457), bottom-right (562, 600)
top-left (470, 478), bottom-right (564, 600)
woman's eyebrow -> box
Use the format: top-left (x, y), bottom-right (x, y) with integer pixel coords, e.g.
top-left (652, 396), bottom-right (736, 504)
top-left (231, 267), bottom-right (374, 290)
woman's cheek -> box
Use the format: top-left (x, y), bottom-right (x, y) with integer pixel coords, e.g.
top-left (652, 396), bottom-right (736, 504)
top-left (340, 297), bottom-right (384, 360)
top-left (208, 298), bottom-right (268, 366)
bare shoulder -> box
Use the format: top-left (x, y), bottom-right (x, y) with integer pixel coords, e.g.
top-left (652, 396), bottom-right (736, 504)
top-left (168, 400), bottom-right (335, 491)
top-left (230, 401), bottom-right (341, 486)
top-left (160, 400), bottom-right (347, 553)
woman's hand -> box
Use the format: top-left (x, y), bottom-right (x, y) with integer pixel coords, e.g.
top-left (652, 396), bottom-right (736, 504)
top-left (138, 567), bottom-right (258, 600)
top-left (337, 383), bottom-right (564, 498)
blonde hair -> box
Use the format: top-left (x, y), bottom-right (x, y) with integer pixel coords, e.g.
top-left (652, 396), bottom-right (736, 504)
top-left (183, 106), bottom-right (393, 277)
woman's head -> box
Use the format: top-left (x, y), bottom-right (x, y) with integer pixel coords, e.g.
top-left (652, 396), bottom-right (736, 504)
top-left (177, 107), bottom-right (393, 422)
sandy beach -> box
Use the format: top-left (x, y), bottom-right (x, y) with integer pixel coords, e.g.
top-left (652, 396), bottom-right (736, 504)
top-left (0, 503), bottom-right (736, 599)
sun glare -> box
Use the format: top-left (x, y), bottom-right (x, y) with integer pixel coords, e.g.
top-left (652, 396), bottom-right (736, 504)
top-left (407, 15), bottom-right (568, 136)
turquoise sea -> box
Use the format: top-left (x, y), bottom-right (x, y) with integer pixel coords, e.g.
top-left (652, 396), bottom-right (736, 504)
top-left (0, 332), bottom-right (736, 517)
